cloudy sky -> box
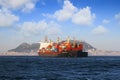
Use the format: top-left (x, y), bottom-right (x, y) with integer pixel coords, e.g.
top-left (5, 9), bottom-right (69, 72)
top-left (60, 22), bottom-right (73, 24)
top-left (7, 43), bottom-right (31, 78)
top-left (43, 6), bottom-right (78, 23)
top-left (0, 0), bottom-right (120, 51)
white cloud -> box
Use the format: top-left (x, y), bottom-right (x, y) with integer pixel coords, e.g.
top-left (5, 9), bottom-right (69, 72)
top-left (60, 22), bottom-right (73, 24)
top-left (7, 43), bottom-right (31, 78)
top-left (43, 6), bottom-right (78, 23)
top-left (19, 20), bottom-right (62, 37)
top-left (92, 25), bottom-right (108, 35)
top-left (0, 8), bottom-right (19, 27)
top-left (72, 7), bottom-right (95, 25)
top-left (115, 13), bottom-right (120, 25)
top-left (22, 2), bottom-right (35, 13)
top-left (103, 19), bottom-right (110, 24)
top-left (19, 20), bottom-right (48, 36)
top-left (0, 0), bottom-right (37, 12)
top-left (44, 0), bottom-right (95, 26)
top-left (46, 21), bottom-right (62, 36)
top-left (42, 13), bottom-right (53, 19)
top-left (54, 0), bottom-right (77, 21)
top-left (115, 13), bottom-right (120, 20)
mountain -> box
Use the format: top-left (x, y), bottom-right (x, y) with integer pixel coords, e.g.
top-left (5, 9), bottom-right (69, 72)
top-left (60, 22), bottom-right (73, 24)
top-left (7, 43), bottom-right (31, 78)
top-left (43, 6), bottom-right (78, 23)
top-left (8, 43), bottom-right (40, 53)
top-left (8, 41), bottom-right (96, 53)
top-left (77, 41), bottom-right (96, 51)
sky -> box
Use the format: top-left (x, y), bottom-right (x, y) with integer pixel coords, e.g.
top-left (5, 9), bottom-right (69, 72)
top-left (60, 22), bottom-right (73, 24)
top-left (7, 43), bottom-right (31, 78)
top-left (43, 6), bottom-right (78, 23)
top-left (0, 0), bottom-right (120, 51)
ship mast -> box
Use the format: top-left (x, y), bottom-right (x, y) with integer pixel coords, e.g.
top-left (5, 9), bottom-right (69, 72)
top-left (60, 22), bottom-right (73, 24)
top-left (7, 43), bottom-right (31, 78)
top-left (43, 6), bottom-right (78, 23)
top-left (73, 36), bottom-right (76, 47)
top-left (50, 39), bottom-right (53, 46)
top-left (45, 35), bottom-right (48, 42)
top-left (57, 37), bottom-right (60, 44)
top-left (67, 36), bottom-right (70, 43)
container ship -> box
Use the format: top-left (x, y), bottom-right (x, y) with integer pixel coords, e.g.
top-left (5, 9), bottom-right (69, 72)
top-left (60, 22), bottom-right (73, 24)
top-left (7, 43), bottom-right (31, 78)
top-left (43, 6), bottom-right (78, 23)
top-left (38, 37), bottom-right (88, 57)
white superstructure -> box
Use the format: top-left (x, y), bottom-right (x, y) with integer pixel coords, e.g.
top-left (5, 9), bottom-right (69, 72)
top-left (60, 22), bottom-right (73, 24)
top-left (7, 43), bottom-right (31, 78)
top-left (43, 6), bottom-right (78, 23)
top-left (39, 42), bottom-right (50, 49)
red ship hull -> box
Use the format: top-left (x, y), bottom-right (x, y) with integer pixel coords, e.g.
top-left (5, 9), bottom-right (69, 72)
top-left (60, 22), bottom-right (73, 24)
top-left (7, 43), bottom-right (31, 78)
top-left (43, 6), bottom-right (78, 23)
top-left (38, 50), bottom-right (88, 57)
top-left (38, 38), bottom-right (88, 57)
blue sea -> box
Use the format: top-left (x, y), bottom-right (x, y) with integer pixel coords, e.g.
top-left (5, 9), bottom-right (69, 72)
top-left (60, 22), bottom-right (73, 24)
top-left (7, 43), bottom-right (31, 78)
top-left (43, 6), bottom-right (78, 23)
top-left (0, 56), bottom-right (120, 80)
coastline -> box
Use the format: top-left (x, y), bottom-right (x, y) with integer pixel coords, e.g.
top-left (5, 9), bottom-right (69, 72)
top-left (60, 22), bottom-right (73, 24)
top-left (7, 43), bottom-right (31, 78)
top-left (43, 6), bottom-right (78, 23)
top-left (88, 50), bottom-right (120, 56)
top-left (0, 52), bottom-right (38, 56)
top-left (0, 50), bottom-right (120, 56)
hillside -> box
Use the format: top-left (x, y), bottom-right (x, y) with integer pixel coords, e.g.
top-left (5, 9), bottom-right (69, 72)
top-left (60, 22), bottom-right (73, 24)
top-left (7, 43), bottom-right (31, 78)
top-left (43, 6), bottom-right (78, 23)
top-left (8, 43), bottom-right (40, 53)
top-left (8, 41), bottom-right (96, 53)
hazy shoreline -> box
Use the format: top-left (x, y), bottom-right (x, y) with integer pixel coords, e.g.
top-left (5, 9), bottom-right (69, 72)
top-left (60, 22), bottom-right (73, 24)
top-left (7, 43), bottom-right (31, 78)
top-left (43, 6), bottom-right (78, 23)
top-left (0, 50), bottom-right (120, 56)
top-left (0, 52), bottom-right (38, 56)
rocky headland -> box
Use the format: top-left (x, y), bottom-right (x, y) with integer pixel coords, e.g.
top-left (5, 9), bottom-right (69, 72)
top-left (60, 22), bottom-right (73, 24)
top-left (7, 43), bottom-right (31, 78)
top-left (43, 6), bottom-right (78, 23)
top-left (0, 41), bottom-right (120, 56)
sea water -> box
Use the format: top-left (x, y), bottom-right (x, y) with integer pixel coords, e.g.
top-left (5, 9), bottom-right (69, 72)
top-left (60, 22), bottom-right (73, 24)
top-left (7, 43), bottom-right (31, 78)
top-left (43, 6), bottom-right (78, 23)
top-left (0, 56), bottom-right (120, 80)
